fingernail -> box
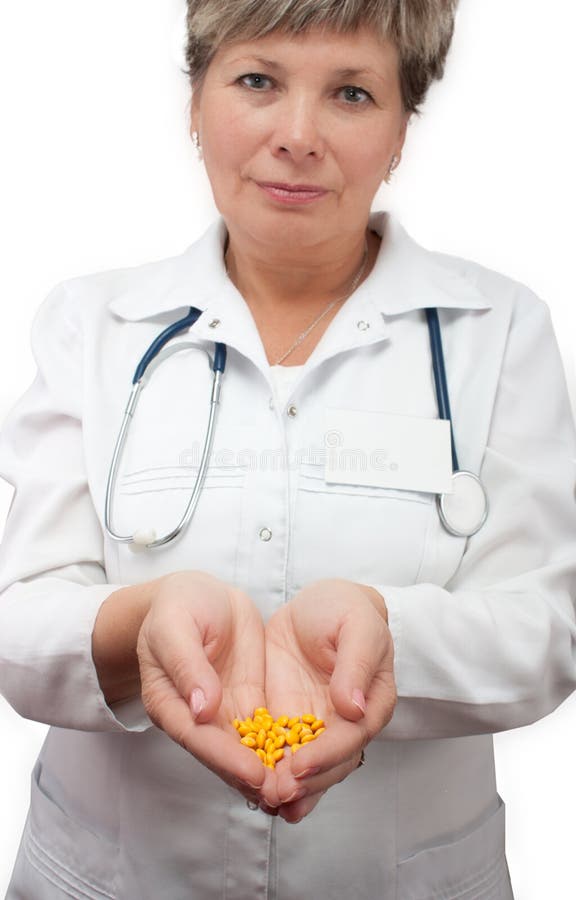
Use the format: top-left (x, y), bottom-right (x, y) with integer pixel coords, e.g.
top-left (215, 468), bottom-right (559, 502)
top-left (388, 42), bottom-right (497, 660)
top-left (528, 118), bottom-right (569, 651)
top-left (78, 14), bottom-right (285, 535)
top-left (284, 787), bottom-right (307, 803)
top-left (191, 687), bottom-right (206, 718)
top-left (294, 766), bottom-right (320, 780)
top-left (352, 688), bottom-right (366, 714)
top-left (244, 779), bottom-right (263, 790)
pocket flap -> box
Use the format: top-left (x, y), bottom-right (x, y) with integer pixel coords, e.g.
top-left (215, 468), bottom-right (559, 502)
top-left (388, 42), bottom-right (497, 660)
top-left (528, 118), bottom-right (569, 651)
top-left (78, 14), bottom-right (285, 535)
top-left (397, 797), bottom-right (511, 899)
top-left (26, 761), bottom-right (117, 898)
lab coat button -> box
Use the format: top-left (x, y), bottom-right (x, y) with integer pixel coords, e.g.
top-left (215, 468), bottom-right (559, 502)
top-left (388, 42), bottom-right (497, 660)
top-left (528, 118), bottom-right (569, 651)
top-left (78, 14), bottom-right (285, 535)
top-left (259, 527), bottom-right (273, 542)
top-left (269, 396), bottom-right (275, 410)
top-left (357, 320), bottom-right (370, 331)
top-left (287, 405), bottom-right (298, 418)
top-left (208, 318), bottom-right (221, 329)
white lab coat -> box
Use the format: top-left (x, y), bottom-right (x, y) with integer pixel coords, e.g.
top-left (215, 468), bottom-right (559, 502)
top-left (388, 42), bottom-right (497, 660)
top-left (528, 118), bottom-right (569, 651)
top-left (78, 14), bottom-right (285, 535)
top-left (1, 210), bottom-right (575, 899)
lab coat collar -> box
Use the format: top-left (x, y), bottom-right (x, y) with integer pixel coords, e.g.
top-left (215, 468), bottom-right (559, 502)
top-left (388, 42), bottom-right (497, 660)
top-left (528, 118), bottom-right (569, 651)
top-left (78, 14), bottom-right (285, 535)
top-left (107, 218), bottom-right (228, 322)
top-left (107, 210), bottom-right (493, 323)
top-left (364, 212), bottom-right (493, 315)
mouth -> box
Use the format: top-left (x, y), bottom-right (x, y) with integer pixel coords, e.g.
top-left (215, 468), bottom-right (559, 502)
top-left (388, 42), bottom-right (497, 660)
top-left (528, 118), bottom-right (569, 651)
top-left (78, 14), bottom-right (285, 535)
top-left (254, 181), bottom-right (329, 206)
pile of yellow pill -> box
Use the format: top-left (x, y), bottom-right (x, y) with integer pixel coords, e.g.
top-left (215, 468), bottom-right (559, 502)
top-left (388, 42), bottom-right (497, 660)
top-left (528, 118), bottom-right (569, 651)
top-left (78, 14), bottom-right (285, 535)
top-left (233, 707), bottom-right (326, 769)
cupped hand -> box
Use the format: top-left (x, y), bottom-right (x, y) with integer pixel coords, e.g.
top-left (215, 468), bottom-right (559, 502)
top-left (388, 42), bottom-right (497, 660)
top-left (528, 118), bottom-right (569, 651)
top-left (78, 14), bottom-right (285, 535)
top-left (262, 579), bottom-right (396, 822)
top-left (136, 570), bottom-right (269, 802)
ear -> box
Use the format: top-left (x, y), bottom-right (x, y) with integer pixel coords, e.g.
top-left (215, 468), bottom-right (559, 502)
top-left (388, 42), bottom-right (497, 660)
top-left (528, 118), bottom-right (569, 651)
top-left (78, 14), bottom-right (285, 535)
top-left (393, 112), bottom-right (411, 166)
top-left (189, 85), bottom-right (202, 138)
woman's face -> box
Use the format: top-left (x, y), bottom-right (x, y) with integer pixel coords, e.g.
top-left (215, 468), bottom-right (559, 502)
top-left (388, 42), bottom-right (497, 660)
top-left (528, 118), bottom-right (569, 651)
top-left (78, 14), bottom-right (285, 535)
top-left (191, 27), bottom-right (410, 252)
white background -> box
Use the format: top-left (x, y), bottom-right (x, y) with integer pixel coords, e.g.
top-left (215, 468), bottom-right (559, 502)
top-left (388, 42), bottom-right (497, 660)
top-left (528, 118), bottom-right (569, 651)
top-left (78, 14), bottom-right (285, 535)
top-left (0, 1), bottom-right (575, 897)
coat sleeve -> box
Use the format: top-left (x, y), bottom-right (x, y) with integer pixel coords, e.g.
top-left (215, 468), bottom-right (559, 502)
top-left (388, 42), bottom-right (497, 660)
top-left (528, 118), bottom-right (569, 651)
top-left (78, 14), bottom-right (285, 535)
top-left (0, 281), bottom-right (152, 732)
top-left (371, 292), bottom-right (576, 739)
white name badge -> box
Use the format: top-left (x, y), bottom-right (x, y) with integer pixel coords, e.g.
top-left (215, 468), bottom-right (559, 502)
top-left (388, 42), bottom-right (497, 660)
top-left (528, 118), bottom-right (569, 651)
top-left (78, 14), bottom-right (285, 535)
top-left (324, 408), bottom-right (453, 495)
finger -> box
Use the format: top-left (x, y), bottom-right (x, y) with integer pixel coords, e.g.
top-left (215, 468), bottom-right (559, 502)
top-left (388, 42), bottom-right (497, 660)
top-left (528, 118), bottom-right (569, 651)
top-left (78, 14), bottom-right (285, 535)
top-left (278, 745), bottom-right (366, 820)
top-left (146, 687), bottom-right (266, 789)
top-left (286, 718), bottom-right (363, 784)
top-left (286, 749), bottom-right (363, 801)
top-left (329, 610), bottom-right (392, 723)
top-left (258, 762), bottom-right (284, 809)
top-left (140, 614), bottom-right (224, 724)
top-left (180, 719), bottom-right (267, 790)
top-left (277, 790), bottom-right (327, 824)
top-left (231, 780), bottom-right (262, 805)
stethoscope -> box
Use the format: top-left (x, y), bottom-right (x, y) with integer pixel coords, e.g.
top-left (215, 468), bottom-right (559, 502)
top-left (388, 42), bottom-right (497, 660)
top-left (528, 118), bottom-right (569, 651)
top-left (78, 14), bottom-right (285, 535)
top-left (104, 307), bottom-right (488, 550)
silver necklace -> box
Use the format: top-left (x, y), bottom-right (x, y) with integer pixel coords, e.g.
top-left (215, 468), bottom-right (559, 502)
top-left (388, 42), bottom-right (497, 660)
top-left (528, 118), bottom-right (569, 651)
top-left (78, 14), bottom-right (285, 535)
top-left (272, 238), bottom-right (369, 365)
top-left (224, 237), bottom-right (370, 366)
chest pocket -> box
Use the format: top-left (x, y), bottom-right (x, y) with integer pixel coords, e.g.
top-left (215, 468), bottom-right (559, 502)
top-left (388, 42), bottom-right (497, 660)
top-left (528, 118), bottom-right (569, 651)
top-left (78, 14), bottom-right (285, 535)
top-left (290, 462), bottom-right (435, 591)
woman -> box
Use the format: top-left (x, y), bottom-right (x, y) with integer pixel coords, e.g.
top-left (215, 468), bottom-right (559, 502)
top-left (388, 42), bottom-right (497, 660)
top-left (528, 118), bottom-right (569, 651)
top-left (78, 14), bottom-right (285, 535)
top-left (1, 0), bottom-right (575, 897)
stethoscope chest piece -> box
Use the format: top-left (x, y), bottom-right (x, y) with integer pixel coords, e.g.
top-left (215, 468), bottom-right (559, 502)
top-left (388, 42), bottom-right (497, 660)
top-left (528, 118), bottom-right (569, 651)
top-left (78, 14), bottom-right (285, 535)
top-left (437, 471), bottom-right (489, 538)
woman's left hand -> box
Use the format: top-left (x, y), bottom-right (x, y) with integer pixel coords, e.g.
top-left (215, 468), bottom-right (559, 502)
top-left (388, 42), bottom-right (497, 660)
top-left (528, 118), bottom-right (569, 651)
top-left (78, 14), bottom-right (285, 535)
top-left (261, 579), bottom-right (396, 822)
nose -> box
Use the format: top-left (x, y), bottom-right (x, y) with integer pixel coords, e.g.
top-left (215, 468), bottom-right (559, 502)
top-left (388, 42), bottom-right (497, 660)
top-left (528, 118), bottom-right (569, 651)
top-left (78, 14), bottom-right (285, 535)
top-left (270, 94), bottom-right (326, 163)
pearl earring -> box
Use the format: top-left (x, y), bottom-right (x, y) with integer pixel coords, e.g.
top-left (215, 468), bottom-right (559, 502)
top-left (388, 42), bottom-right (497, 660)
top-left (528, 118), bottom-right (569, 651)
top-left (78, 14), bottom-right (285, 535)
top-left (191, 130), bottom-right (203, 161)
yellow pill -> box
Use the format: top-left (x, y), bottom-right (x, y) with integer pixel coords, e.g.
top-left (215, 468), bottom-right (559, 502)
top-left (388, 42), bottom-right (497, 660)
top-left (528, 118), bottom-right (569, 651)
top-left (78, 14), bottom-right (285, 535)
top-left (236, 711), bottom-right (327, 761)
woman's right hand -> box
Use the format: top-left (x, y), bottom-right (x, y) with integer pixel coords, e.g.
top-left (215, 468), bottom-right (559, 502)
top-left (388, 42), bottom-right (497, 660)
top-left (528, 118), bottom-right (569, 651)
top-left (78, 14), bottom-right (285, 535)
top-left (136, 570), bottom-right (268, 801)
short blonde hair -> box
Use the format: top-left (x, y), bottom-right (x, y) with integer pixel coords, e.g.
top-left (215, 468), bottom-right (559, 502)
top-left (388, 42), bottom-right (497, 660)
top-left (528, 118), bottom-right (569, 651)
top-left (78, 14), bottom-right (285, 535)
top-left (185, 0), bottom-right (458, 115)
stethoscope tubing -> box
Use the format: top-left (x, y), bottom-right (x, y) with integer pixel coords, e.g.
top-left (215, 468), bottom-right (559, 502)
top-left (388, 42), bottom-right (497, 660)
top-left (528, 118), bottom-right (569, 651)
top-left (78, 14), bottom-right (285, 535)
top-left (426, 308), bottom-right (459, 473)
top-left (132, 308), bottom-right (227, 383)
top-left (104, 306), bottom-right (226, 549)
top-left (426, 308), bottom-right (489, 537)
top-left (105, 305), bottom-right (487, 548)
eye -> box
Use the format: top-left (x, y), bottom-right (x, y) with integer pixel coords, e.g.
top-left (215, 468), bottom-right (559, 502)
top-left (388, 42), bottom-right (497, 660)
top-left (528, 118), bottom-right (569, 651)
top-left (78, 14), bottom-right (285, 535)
top-left (340, 85), bottom-right (373, 105)
top-left (237, 73), bottom-right (274, 91)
